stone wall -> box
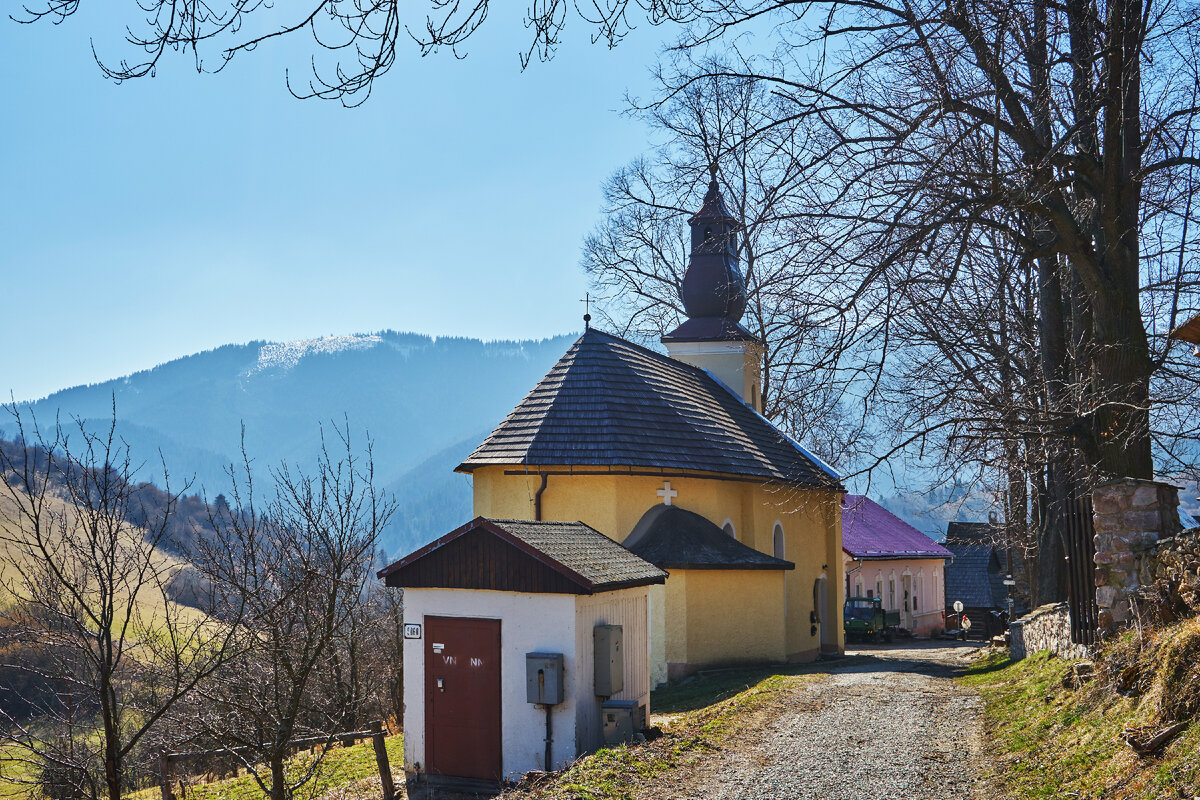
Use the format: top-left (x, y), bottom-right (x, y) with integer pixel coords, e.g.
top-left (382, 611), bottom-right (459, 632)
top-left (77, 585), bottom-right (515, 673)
top-left (1143, 529), bottom-right (1200, 620)
top-left (1009, 603), bottom-right (1090, 661)
top-left (1092, 478), bottom-right (1182, 633)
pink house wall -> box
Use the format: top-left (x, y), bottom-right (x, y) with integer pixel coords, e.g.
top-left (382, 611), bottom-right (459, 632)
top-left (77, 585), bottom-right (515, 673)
top-left (842, 555), bottom-right (947, 636)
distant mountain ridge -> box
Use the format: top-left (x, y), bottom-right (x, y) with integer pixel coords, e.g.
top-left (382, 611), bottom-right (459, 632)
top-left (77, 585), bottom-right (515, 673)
top-left (13, 331), bottom-right (577, 554)
top-left (14, 327), bottom-right (1122, 556)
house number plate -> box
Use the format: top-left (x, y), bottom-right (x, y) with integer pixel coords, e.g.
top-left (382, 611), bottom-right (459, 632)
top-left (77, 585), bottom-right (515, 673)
top-left (404, 623), bottom-right (422, 639)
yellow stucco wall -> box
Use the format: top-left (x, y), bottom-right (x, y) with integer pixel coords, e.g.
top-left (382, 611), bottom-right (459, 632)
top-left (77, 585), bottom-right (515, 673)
top-left (678, 569), bottom-right (786, 666)
top-left (471, 465), bottom-right (844, 665)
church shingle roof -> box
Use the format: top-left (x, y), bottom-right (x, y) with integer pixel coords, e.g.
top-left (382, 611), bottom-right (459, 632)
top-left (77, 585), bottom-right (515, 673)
top-left (457, 329), bottom-right (842, 490)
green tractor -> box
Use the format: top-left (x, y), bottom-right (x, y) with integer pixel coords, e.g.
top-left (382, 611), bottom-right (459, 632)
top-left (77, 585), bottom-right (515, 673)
top-left (843, 596), bottom-right (901, 643)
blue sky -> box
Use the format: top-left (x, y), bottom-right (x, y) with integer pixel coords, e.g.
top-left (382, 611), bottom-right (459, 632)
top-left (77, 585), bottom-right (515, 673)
top-left (0, 8), bottom-right (673, 401)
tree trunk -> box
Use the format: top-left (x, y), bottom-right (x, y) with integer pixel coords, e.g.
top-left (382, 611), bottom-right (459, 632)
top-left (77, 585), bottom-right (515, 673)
top-left (1088, 0), bottom-right (1153, 480)
top-left (269, 755), bottom-right (287, 800)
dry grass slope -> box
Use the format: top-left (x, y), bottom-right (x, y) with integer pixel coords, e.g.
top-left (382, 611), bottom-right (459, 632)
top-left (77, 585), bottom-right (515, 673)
top-left (960, 620), bottom-right (1200, 800)
top-left (0, 489), bottom-right (208, 800)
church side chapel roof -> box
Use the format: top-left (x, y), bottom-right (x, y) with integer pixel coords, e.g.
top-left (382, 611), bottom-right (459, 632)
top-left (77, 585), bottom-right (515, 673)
top-left (623, 505), bottom-right (795, 570)
top-left (457, 328), bottom-right (842, 490)
top-left (842, 495), bottom-right (953, 560)
top-left (377, 517), bottom-right (667, 594)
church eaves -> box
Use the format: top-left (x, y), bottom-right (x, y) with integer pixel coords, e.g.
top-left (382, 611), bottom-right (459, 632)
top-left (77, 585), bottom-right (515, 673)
top-left (457, 328), bottom-right (843, 490)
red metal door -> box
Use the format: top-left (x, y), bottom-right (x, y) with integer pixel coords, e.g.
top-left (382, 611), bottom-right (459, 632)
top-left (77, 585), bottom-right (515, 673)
top-left (424, 616), bottom-right (502, 781)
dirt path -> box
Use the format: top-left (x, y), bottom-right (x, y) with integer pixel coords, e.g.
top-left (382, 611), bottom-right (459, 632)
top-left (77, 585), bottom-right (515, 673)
top-left (423, 642), bottom-right (993, 800)
top-left (665, 642), bottom-right (991, 800)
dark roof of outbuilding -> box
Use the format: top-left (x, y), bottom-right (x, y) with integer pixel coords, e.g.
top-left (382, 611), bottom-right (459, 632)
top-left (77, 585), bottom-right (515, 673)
top-left (943, 543), bottom-right (1006, 609)
top-left (622, 505), bottom-right (794, 570)
top-left (842, 495), bottom-right (953, 560)
top-left (377, 517), bottom-right (667, 594)
top-left (457, 328), bottom-right (841, 490)
top-left (945, 521), bottom-right (1001, 546)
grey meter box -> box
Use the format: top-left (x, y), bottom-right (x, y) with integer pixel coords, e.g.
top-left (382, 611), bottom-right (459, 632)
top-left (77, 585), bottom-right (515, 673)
top-left (593, 624), bottom-right (624, 697)
top-left (601, 699), bottom-right (644, 745)
top-left (525, 652), bottom-right (564, 705)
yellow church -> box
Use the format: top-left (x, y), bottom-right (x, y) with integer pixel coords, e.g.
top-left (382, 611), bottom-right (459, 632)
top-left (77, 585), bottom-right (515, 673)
top-left (454, 177), bottom-right (846, 685)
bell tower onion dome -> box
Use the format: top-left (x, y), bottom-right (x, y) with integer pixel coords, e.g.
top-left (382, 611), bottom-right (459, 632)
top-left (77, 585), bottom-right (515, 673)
top-left (663, 169), bottom-right (764, 411)
top-left (680, 175), bottom-right (749, 321)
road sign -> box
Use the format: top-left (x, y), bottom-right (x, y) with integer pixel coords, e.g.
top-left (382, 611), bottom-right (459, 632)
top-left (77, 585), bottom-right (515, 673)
top-left (1003, 579), bottom-right (1017, 586)
top-left (953, 600), bottom-right (964, 613)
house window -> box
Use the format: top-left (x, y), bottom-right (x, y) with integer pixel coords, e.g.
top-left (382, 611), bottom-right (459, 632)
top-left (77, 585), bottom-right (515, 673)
top-left (855, 580), bottom-right (863, 597)
top-left (876, 579), bottom-right (883, 599)
top-left (866, 589), bottom-right (874, 599)
top-left (888, 578), bottom-right (895, 610)
top-left (914, 581), bottom-right (920, 611)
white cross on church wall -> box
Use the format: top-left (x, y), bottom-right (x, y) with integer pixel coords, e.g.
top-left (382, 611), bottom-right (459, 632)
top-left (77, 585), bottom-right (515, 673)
top-left (657, 480), bottom-right (678, 506)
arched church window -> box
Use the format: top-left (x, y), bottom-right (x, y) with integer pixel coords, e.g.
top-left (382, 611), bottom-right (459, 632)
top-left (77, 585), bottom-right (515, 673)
top-left (772, 523), bottom-right (785, 559)
top-left (722, 519), bottom-right (736, 540)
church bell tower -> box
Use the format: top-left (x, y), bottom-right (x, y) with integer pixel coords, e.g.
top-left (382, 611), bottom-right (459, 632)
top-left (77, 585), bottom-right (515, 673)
top-left (663, 171), bottom-right (764, 412)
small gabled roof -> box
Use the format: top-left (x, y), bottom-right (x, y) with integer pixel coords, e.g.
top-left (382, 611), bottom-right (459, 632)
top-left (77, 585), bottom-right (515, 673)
top-left (943, 543), bottom-right (1006, 609)
top-left (377, 517), bottom-right (666, 595)
top-left (457, 328), bottom-right (842, 490)
top-left (623, 505), bottom-right (794, 570)
top-left (842, 495), bottom-right (952, 560)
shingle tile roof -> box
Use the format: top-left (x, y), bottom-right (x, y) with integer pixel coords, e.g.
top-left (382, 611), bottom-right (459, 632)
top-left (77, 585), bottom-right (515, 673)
top-left (623, 505), bottom-right (794, 570)
top-left (945, 521), bottom-right (1001, 545)
top-left (842, 495), bottom-right (953, 560)
top-left (486, 518), bottom-right (668, 589)
top-left (378, 517), bottom-right (666, 593)
top-left (943, 544), bottom-right (1006, 608)
top-left (457, 329), bottom-right (841, 489)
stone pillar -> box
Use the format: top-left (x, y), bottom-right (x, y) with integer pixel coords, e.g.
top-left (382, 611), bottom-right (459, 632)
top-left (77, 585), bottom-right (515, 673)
top-left (1092, 478), bottom-right (1181, 632)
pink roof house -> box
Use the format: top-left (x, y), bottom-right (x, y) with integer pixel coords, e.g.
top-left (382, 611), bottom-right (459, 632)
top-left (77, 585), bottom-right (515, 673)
top-left (842, 495), bottom-right (953, 636)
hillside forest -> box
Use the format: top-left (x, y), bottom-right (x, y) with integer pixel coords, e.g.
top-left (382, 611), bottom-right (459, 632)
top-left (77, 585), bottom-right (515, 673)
top-left (0, 411), bottom-right (403, 800)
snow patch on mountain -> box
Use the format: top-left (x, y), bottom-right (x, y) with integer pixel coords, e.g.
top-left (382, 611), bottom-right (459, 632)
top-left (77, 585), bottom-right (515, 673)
top-left (248, 335), bottom-right (385, 374)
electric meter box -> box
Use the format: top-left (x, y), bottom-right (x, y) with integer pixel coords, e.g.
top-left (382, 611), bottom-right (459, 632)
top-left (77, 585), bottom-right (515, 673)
top-left (593, 624), bottom-right (624, 697)
top-left (601, 699), bottom-right (644, 745)
top-left (525, 652), bottom-right (564, 705)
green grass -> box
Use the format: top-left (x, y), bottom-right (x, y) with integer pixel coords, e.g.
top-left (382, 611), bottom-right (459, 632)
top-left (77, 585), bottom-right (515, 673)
top-left (960, 649), bottom-right (1199, 799)
top-left (0, 743), bottom-right (39, 799)
top-left (124, 735), bottom-right (403, 800)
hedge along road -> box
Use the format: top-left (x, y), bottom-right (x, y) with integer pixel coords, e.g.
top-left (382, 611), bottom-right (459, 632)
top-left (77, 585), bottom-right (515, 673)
top-left (688, 641), bottom-right (990, 800)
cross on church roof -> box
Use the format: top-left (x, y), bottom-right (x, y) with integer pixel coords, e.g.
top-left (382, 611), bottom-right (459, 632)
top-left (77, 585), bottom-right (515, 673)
top-left (657, 480), bottom-right (678, 506)
top-left (580, 293), bottom-right (592, 330)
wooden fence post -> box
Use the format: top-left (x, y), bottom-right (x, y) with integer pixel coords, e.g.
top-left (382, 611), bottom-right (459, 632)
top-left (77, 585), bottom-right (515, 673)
top-left (158, 754), bottom-right (174, 800)
top-left (370, 721), bottom-right (395, 800)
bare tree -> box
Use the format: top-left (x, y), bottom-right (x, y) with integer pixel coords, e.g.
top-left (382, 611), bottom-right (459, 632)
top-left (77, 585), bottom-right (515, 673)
top-left (0, 406), bottom-right (239, 800)
top-left (179, 423), bottom-right (395, 800)
top-left (583, 69), bottom-right (870, 465)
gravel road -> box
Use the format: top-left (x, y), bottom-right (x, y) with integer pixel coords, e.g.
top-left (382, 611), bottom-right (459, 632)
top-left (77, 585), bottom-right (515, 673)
top-left (695, 641), bottom-right (991, 800)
